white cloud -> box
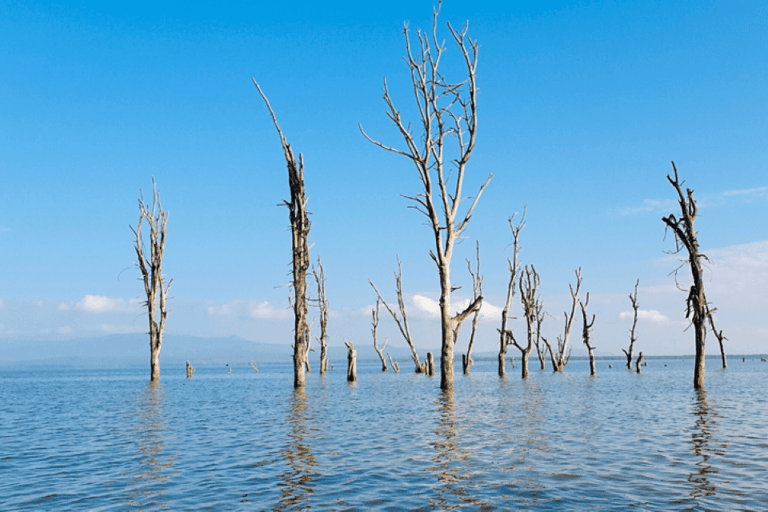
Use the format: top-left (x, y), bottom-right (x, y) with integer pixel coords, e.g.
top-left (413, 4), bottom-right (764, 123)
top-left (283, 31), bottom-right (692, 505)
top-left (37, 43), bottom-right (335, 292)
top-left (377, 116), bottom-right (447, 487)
top-left (618, 186), bottom-right (767, 216)
top-left (75, 295), bottom-right (128, 313)
top-left (411, 294), bottom-right (502, 320)
top-left (0, 298), bottom-right (4, 308)
top-left (207, 300), bottom-right (291, 320)
top-left (619, 309), bottom-right (670, 324)
top-left (99, 324), bottom-right (137, 333)
top-left (57, 326), bottom-right (72, 334)
top-left (0, 227), bottom-right (9, 233)
top-left (412, 294), bottom-right (440, 318)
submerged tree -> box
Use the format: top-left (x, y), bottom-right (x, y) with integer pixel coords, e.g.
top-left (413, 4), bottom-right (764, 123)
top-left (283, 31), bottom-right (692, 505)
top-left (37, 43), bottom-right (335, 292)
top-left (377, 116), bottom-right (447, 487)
top-left (312, 256), bottom-right (329, 374)
top-left (462, 242), bottom-right (482, 374)
top-left (254, 80), bottom-right (311, 389)
top-left (533, 301), bottom-right (548, 370)
top-left (580, 293), bottom-right (596, 376)
top-left (132, 179), bottom-right (172, 383)
top-left (623, 279), bottom-right (640, 370)
top-left (370, 257), bottom-right (422, 373)
top-left (506, 264), bottom-right (540, 379)
top-left (662, 162), bottom-right (725, 388)
top-left (543, 268), bottom-right (582, 372)
top-left (498, 213), bottom-right (525, 377)
top-left (361, 6), bottom-right (490, 389)
top-left (371, 298), bottom-right (389, 372)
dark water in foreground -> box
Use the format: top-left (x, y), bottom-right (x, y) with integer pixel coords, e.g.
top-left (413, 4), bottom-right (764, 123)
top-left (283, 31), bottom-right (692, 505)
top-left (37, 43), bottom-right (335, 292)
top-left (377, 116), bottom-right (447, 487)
top-left (2, 357), bottom-right (767, 511)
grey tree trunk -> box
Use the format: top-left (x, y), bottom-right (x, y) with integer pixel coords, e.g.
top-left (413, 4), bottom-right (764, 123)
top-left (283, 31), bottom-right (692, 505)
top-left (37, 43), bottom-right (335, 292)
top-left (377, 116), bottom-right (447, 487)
top-left (427, 351), bottom-right (435, 377)
top-left (361, 8), bottom-right (489, 390)
top-left (186, 361), bottom-right (194, 378)
top-left (542, 269), bottom-right (581, 373)
top-left (371, 299), bottom-right (388, 371)
top-left (312, 256), bottom-right (329, 374)
top-left (623, 279), bottom-right (640, 370)
top-left (463, 241), bottom-right (483, 375)
top-left (507, 264), bottom-right (538, 379)
top-left (580, 293), bottom-right (596, 376)
top-left (636, 352), bottom-right (644, 374)
top-left (345, 340), bottom-right (357, 382)
top-left (254, 81), bottom-right (311, 389)
top-left (662, 162), bottom-right (724, 389)
top-left (132, 179), bottom-right (172, 384)
top-left (499, 213), bottom-right (524, 377)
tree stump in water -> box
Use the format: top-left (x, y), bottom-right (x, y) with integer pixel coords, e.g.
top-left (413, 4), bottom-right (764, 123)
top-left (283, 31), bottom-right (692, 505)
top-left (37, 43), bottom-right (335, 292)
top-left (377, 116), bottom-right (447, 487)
top-left (186, 361), bottom-right (194, 378)
top-left (426, 352), bottom-right (435, 377)
top-left (636, 352), bottom-right (644, 374)
top-left (345, 340), bottom-right (357, 382)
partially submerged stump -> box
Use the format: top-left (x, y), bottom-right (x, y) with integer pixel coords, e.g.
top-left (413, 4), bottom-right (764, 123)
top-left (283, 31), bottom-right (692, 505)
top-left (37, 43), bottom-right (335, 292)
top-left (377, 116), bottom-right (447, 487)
top-left (426, 352), bottom-right (435, 377)
top-left (186, 361), bottom-right (194, 379)
top-left (636, 352), bottom-right (644, 374)
top-left (388, 353), bottom-right (400, 373)
top-left (249, 361), bottom-right (259, 373)
top-left (345, 339), bottom-right (357, 382)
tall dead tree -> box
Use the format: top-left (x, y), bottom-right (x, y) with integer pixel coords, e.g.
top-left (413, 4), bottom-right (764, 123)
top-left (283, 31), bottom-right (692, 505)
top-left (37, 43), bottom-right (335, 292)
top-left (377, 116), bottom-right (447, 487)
top-left (543, 268), bottom-right (582, 372)
top-left (507, 264), bottom-right (540, 379)
top-left (372, 299), bottom-right (388, 371)
top-left (662, 162), bottom-right (723, 389)
top-left (370, 257), bottom-right (422, 373)
top-left (132, 179), bottom-right (172, 383)
top-left (254, 81), bottom-right (311, 388)
top-left (580, 293), bottom-right (596, 376)
top-left (361, 6), bottom-right (489, 390)
top-left (623, 279), bottom-right (640, 370)
top-left (498, 213), bottom-right (525, 377)
top-left (462, 242), bottom-right (482, 374)
top-left (533, 302), bottom-right (547, 370)
top-left (312, 256), bottom-right (329, 374)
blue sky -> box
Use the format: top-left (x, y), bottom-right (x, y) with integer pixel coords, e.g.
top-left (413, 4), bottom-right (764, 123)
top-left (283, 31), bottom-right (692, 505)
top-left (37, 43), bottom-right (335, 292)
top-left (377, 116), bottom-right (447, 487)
top-left (1, 0), bottom-right (766, 357)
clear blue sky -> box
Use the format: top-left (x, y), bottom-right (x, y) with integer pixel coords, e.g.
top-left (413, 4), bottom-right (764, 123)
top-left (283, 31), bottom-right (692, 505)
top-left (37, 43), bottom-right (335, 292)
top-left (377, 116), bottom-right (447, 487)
top-left (1, 0), bottom-right (766, 356)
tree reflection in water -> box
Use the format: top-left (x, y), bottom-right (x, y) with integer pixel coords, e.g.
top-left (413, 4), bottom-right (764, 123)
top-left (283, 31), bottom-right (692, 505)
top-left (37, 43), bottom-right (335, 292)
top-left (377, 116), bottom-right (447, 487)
top-left (687, 388), bottom-right (727, 500)
top-left (128, 382), bottom-right (177, 509)
top-left (276, 387), bottom-right (318, 511)
top-left (428, 389), bottom-right (492, 510)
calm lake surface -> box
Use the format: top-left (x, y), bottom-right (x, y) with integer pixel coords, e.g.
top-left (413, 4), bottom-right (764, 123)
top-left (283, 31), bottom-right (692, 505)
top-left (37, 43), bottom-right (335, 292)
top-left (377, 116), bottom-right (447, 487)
top-left (2, 356), bottom-right (767, 511)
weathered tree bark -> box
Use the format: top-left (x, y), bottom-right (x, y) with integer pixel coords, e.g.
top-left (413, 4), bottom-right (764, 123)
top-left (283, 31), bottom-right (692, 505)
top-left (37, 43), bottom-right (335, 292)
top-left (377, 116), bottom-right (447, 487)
top-left (372, 299), bottom-right (389, 372)
top-left (249, 361), bottom-right (259, 373)
top-left (361, 7), bottom-right (489, 390)
top-left (636, 352), bottom-right (644, 374)
top-left (132, 179), bottom-right (172, 383)
top-left (426, 352), bottom-right (435, 377)
top-left (370, 258), bottom-right (422, 373)
top-left (708, 313), bottom-right (727, 369)
top-left (345, 340), bottom-right (357, 382)
top-left (463, 242), bottom-right (483, 375)
top-left (542, 268), bottom-right (582, 372)
top-left (506, 264), bottom-right (539, 379)
top-left (186, 361), bottom-right (194, 379)
top-left (388, 353), bottom-right (400, 373)
top-left (312, 256), bottom-right (329, 374)
top-left (534, 302), bottom-right (547, 370)
top-left (498, 213), bottom-right (525, 377)
top-left (580, 293), bottom-right (596, 376)
top-left (623, 279), bottom-right (640, 370)
top-left (254, 81), bottom-right (311, 389)
top-left (662, 162), bottom-right (723, 389)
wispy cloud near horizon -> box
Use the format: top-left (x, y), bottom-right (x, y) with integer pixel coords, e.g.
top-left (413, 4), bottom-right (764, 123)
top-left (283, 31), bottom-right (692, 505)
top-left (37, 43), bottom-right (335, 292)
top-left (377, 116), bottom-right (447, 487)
top-left (617, 186), bottom-right (768, 216)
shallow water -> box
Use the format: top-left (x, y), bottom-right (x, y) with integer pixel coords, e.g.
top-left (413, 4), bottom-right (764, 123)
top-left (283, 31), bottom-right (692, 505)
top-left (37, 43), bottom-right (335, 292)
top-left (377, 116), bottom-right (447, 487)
top-left (2, 357), bottom-right (767, 510)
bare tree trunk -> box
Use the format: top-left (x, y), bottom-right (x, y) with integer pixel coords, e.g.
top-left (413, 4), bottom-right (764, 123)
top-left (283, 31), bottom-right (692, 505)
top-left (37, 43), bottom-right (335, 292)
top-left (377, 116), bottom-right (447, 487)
top-left (254, 81), bottom-right (311, 389)
top-left (249, 361), bottom-right (258, 373)
top-left (372, 299), bottom-right (388, 372)
top-left (388, 353), bottom-right (400, 373)
top-left (547, 268), bottom-right (582, 372)
top-left (345, 340), bottom-right (357, 382)
top-left (498, 213), bottom-right (525, 377)
top-left (662, 162), bottom-right (720, 389)
top-left (636, 352), bottom-right (644, 374)
top-left (361, 7), bottom-right (489, 390)
top-left (534, 302), bottom-right (547, 370)
top-left (426, 351), bottom-right (435, 377)
top-left (463, 241), bottom-right (483, 375)
top-left (580, 293), bottom-right (596, 376)
top-left (708, 312), bottom-right (727, 369)
top-left (132, 179), bottom-right (172, 384)
top-left (623, 279), bottom-right (640, 370)
top-left (186, 361), bottom-right (194, 378)
top-left (507, 264), bottom-right (539, 379)
top-left (312, 256), bottom-right (329, 374)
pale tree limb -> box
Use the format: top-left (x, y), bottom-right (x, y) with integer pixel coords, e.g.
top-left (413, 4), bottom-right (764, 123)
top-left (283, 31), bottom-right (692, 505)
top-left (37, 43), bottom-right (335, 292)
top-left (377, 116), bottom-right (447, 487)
top-left (498, 210), bottom-right (525, 377)
top-left (580, 293), bottom-right (596, 376)
top-left (622, 279), bottom-right (640, 370)
top-left (372, 298), bottom-right (389, 372)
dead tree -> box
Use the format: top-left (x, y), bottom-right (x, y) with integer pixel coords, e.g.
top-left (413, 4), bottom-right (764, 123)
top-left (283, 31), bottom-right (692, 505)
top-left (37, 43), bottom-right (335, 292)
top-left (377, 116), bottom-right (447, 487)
top-left (312, 256), bottom-right (329, 374)
top-left (254, 81), bottom-right (311, 389)
top-left (186, 361), bottom-right (194, 379)
top-left (636, 352), bottom-right (644, 374)
top-left (533, 302), bottom-right (547, 370)
top-left (708, 311), bottom-right (727, 369)
top-left (372, 299), bottom-right (388, 371)
top-left (506, 264), bottom-right (539, 379)
top-left (132, 179), bottom-right (172, 383)
top-left (344, 339), bottom-right (357, 382)
top-left (543, 268), bottom-right (582, 372)
top-left (370, 257), bottom-right (422, 372)
top-left (462, 242), bottom-right (482, 374)
top-left (426, 352), bottom-right (435, 377)
top-left (580, 293), bottom-right (596, 376)
top-left (662, 162), bottom-right (723, 388)
top-left (623, 279), bottom-right (640, 370)
top-left (387, 353), bottom-right (400, 373)
top-left (498, 212), bottom-right (525, 377)
top-left (361, 6), bottom-right (489, 390)
top-left (249, 361), bottom-right (259, 373)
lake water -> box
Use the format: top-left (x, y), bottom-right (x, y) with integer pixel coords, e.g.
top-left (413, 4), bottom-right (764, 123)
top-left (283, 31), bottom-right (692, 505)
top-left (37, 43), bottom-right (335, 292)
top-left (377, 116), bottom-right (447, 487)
top-left (2, 356), bottom-right (767, 511)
